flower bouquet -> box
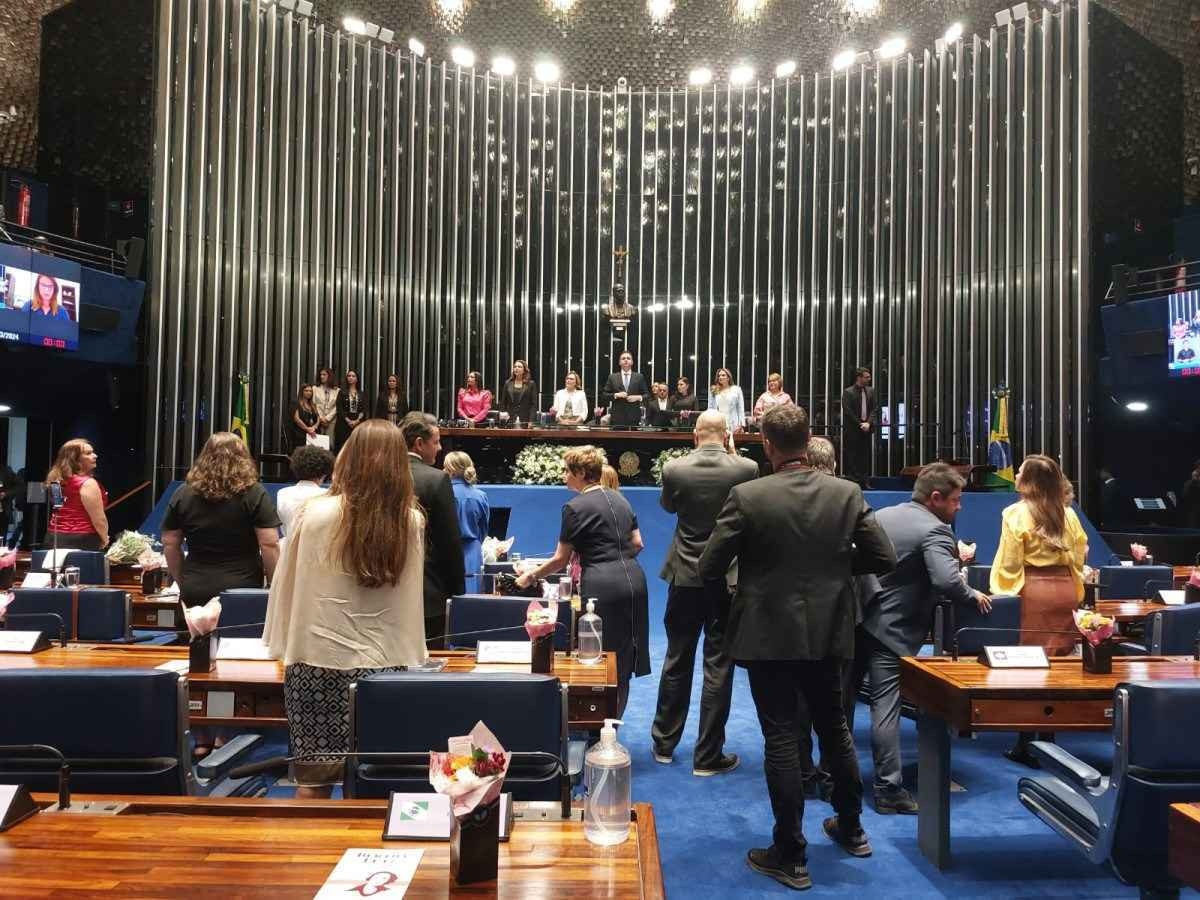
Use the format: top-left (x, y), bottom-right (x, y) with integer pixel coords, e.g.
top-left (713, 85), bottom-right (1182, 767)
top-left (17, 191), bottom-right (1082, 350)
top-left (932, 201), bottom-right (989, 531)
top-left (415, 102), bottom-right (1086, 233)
top-left (1074, 609), bottom-right (1117, 674)
top-left (1130, 542), bottom-right (1152, 565)
top-left (526, 600), bottom-right (558, 673)
top-left (0, 547), bottom-right (16, 591)
top-left (0, 590), bottom-right (13, 622)
top-left (429, 722), bottom-right (511, 885)
top-left (481, 536), bottom-right (515, 565)
top-left (512, 443), bottom-right (569, 485)
top-left (104, 530), bottom-right (154, 564)
top-left (1185, 558), bottom-right (1200, 606)
top-left (651, 447), bottom-right (692, 485)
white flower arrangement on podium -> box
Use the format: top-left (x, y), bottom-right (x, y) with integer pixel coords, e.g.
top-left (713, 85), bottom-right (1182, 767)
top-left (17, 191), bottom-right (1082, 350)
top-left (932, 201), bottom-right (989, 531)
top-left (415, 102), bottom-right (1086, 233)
top-left (512, 443), bottom-right (570, 485)
top-left (651, 446), bottom-right (693, 485)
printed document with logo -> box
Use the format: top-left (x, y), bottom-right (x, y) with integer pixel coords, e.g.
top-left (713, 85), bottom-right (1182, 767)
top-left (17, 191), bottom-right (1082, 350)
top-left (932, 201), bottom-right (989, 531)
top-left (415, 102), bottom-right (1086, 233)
top-left (313, 848), bottom-right (422, 899)
top-left (384, 793), bottom-right (452, 840)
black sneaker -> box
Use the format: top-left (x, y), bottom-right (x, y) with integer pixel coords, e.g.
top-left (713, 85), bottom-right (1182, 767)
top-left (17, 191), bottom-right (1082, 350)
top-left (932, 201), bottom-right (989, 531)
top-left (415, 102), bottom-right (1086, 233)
top-left (823, 816), bottom-right (872, 857)
top-left (693, 753), bottom-right (740, 777)
top-left (874, 787), bottom-right (919, 815)
top-left (747, 847), bottom-right (812, 891)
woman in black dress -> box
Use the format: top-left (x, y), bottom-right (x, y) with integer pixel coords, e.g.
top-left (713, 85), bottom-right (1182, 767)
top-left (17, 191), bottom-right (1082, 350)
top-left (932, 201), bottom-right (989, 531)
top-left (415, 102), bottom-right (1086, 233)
top-left (289, 384), bottom-right (319, 451)
top-left (335, 369), bottom-right (367, 449)
top-left (498, 359), bottom-right (538, 423)
top-left (670, 376), bottom-right (699, 423)
top-left (515, 445), bottom-right (649, 714)
top-left (161, 432), bottom-right (282, 607)
top-left (375, 374), bottom-right (409, 425)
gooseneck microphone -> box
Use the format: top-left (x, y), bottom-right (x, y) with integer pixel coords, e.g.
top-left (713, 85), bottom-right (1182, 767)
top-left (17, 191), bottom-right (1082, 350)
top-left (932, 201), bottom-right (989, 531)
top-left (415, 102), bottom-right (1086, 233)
top-left (0, 744), bottom-right (70, 810)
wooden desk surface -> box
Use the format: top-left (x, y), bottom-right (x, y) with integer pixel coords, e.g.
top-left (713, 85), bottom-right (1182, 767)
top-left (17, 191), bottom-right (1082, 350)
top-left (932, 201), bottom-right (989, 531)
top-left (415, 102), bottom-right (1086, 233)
top-left (1095, 599), bottom-right (1167, 623)
top-left (0, 795), bottom-right (664, 899)
top-left (1169, 803), bottom-right (1200, 891)
top-left (900, 655), bottom-right (1200, 732)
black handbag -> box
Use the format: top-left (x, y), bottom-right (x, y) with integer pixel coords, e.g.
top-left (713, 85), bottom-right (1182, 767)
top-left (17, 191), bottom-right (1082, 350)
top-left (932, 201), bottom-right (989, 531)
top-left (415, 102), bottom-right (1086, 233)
top-left (493, 573), bottom-right (542, 598)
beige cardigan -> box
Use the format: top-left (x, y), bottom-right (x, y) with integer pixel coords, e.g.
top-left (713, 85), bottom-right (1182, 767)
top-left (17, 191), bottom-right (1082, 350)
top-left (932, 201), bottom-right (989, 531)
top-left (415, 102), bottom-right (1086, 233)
top-left (264, 493), bottom-right (428, 670)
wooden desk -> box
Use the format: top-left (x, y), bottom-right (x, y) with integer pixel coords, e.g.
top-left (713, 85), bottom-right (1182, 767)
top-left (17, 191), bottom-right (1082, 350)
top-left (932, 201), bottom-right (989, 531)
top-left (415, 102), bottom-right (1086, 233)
top-left (442, 425), bottom-right (764, 444)
top-left (900, 655), bottom-right (1200, 870)
top-left (1096, 599), bottom-right (1166, 624)
top-left (0, 645), bottom-right (619, 731)
top-left (1169, 803), bottom-right (1200, 891)
top-left (0, 795), bottom-right (664, 898)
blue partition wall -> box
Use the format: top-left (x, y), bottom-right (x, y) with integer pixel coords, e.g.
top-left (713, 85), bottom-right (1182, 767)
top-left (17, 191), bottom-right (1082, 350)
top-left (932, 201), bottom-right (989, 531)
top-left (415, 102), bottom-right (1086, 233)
top-left (144, 482), bottom-right (1113, 607)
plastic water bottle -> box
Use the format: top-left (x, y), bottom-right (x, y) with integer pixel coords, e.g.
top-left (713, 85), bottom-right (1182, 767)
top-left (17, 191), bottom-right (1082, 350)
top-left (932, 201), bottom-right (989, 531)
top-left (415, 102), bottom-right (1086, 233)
top-left (577, 598), bottom-right (602, 665)
top-left (584, 718), bottom-right (631, 846)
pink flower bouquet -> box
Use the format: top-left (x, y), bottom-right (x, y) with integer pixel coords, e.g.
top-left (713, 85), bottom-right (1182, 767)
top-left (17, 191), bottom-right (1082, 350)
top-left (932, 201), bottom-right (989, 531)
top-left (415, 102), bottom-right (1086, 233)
top-left (183, 597), bottom-right (222, 639)
top-left (525, 600), bottom-right (558, 641)
top-left (1073, 609), bottom-right (1115, 647)
top-left (429, 721), bottom-right (511, 820)
top-left (1130, 542), bottom-right (1148, 563)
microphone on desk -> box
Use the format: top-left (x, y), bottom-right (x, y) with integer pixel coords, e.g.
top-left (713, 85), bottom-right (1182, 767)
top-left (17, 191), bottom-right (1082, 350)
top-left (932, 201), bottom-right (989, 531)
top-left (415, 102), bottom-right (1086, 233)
top-left (426, 622), bottom-right (568, 647)
top-left (951, 627), bottom-right (1083, 662)
top-left (0, 744), bottom-right (70, 811)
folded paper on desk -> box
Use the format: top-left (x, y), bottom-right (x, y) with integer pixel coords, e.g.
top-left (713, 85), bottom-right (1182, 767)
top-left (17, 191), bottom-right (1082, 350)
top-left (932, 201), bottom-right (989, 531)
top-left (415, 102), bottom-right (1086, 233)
top-left (476, 641), bottom-right (532, 664)
top-left (1159, 590), bottom-right (1186, 606)
top-left (155, 659), bottom-right (190, 674)
top-left (37, 550), bottom-right (76, 570)
top-left (20, 573), bottom-right (51, 588)
top-left (213, 637), bottom-right (274, 661)
top-left (313, 848), bottom-right (422, 899)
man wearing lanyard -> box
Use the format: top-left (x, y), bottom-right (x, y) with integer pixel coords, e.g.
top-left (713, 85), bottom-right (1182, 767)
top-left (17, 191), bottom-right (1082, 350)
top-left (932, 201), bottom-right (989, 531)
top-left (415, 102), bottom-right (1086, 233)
top-left (601, 351), bottom-right (649, 428)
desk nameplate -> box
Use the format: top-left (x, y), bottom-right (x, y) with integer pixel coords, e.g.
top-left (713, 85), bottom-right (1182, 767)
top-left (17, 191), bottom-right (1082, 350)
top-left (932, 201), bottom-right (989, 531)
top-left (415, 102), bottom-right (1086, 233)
top-left (978, 646), bottom-right (1049, 669)
top-left (0, 631), bottom-right (51, 653)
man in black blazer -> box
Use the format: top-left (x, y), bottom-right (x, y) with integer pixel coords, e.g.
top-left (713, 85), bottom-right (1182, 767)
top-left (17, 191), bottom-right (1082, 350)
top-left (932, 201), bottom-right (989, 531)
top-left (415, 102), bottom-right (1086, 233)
top-left (652, 411), bottom-right (758, 776)
top-left (854, 463), bottom-right (991, 814)
top-left (601, 351), bottom-right (649, 427)
top-left (840, 366), bottom-right (876, 487)
top-left (400, 413), bottom-right (467, 648)
top-left (700, 404), bottom-right (896, 891)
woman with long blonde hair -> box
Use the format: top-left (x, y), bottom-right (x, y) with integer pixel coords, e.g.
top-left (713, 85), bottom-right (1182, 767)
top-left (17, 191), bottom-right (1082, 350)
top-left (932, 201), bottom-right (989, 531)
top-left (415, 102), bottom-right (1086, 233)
top-left (161, 432), bottom-right (282, 607)
top-left (707, 367), bottom-right (746, 432)
top-left (265, 420), bottom-right (427, 797)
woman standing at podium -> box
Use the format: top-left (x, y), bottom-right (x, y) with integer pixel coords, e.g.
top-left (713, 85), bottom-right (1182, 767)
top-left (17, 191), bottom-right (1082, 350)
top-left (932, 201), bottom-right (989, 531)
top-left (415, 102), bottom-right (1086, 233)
top-left (499, 359), bottom-right (538, 423)
top-left (44, 438), bottom-right (109, 551)
top-left (265, 420), bottom-right (427, 798)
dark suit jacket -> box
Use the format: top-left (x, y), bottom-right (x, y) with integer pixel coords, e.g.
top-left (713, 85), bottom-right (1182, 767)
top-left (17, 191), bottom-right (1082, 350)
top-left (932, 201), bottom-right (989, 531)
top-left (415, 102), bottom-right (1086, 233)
top-left (857, 500), bottom-right (977, 657)
top-left (601, 371), bottom-right (650, 427)
top-left (659, 446), bottom-right (759, 588)
top-left (408, 454), bottom-right (467, 620)
top-left (840, 384), bottom-right (877, 429)
top-left (699, 469), bottom-right (896, 661)
top-left (374, 390), bottom-right (410, 421)
top-left (644, 397), bottom-right (675, 428)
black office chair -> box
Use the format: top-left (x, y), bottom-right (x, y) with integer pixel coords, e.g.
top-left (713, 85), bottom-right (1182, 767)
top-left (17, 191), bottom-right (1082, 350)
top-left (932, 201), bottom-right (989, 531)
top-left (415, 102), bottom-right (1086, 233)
top-left (344, 672), bottom-right (579, 805)
top-left (1113, 604), bottom-right (1200, 657)
top-left (0, 669), bottom-right (264, 797)
top-left (446, 594), bottom-right (572, 651)
top-left (1017, 681), bottom-right (1200, 898)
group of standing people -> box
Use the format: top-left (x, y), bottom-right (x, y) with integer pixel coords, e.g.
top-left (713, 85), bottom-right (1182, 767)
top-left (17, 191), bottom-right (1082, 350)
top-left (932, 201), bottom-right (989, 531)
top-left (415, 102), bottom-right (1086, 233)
top-left (285, 367), bottom-right (407, 453)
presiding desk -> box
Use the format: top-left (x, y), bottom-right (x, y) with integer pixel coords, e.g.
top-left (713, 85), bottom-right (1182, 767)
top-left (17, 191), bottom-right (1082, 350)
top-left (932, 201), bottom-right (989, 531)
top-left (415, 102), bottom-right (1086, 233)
top-left (1169, 803), bottom-right (1200, 891)
top-left (0, 645), bottom-right (619, 731)
top-left (0, 795), bottom-right (665, 898)
top-left (900, 655), bottom-right (1200, 869)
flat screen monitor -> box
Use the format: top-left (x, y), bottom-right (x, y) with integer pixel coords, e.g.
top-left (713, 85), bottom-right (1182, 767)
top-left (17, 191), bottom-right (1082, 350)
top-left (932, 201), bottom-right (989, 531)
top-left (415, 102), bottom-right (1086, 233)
top-left (0, 263), bottom-right (82, 350)
top-left (1167, 290), bottom-right (1200, 378)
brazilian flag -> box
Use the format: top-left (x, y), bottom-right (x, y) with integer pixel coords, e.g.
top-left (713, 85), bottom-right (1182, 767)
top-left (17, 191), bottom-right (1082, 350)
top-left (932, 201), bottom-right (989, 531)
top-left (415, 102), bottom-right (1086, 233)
top-left (985, 387), bottom-right (1015, 489)
top-left (231, 374), bottom-right (250, 445)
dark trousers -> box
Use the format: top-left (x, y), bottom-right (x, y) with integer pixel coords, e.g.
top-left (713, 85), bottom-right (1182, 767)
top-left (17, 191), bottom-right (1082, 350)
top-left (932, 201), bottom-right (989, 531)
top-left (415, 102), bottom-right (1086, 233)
top-left (650, 581), bottom-right (734, 766)
top-left (843, 427), bottom-right (871, 486)
top-left (746, 659), bottom-right (864, 863)
top-left (797, 659), bottom-right (856, 789)
top-left (425, 612), bottom-right (446, 651)
top-left (847, 629), bottom-right (904, 793)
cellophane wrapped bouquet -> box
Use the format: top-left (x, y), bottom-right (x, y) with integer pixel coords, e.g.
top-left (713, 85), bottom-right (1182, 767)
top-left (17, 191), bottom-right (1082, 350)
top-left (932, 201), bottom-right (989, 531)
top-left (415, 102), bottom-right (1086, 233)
top-left (1073, 609), bottom-right (1115, 646)
top-left (429, 722), bottom-right (511, 819)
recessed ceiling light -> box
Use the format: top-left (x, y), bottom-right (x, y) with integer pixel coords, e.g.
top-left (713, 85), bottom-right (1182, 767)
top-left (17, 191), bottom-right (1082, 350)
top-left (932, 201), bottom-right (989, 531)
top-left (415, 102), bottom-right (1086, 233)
top-left (832, 49), bottom-right (857, 71)
top-left (688, 66), bottom-right (713, 86)
top-left (342, 16), bottom-right (367, 35)
top-left (1125, 401), bottom-right (1149, 412)
top-left (534, 59), bottom-right (561, 83)
top-left (944, 22), bottom-right (964, 43)
top-left (491, 55), bottom-right (515, 77)
top-left (729, 64), bottom-right (755, 86)
top-left (450, 45), bottom-right (475, 68)
top-left (407, 37), bottom-right (425, 56)
top-left (877, 36), bottom-right (907, 59)
top-left (774, 60), bottom-right (797, 78)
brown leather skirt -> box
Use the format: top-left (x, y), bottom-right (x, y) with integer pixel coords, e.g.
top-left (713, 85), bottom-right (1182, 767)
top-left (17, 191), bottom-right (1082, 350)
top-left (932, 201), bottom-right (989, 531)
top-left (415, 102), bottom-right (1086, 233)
top-left (1019, 565), bottom-right (1079, 656)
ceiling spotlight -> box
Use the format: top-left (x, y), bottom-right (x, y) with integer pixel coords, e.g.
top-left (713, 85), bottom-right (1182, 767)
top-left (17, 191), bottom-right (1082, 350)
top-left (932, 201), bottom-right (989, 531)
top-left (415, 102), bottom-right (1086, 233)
top-left (0, 404), bottom-right (10, 413)
top-left (342, 16), bottom-right (367, 35)
top-left (1125, 401), bottom-right (1149, 413)
top-left (647, 0), bottom-right (675, 22)
top-left (688, 66), bottom-right (713, 86)
top-left (774, 60), bottom-right (797, 78)
top-left (278, 0), bottom-right (296, 10)
top-left (450, 45), bottom-right (476, 68)
top-left (362, 22), bottom-right (381, 38)
top-left (832, 49), bottom-right (857, 71)
top-left (377, 27), bottom-right (394, 43)
top-left (408, 37), bottom-right (426, 56)
top-left (729, 64), bottom-right (755, 86)
top-left (1012, 2), bottom-right (1030, 20)
top-left (877, 36), bottom-right (907, 59)
top-left (534, 59), bottom-right (561, 83)
top-left (295, 0), bottom-right (313, 14)
top-left (944, 22), bottom-right (964, 43)
top-left (491, 55), bottom-right (515, 77)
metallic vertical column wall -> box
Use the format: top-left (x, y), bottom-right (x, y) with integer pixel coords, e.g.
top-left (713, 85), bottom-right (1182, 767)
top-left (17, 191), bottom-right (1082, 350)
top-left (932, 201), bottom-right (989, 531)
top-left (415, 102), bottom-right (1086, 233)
top-left (147, 0), bottom-right (1088, 489)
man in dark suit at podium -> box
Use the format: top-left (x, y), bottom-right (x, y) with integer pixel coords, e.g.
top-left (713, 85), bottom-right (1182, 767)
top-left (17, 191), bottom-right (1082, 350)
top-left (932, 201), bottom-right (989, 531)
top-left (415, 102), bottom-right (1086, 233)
top-left (601, 351), bottom-right (649, 427)
top-left (840, 367), bottom-right (876, 487)
top-left (700, 404), bottom-right (896, 891)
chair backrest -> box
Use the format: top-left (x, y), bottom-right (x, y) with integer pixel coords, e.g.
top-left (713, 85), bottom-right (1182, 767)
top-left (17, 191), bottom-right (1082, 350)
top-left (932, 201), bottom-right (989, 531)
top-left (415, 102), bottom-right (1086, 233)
top-left (1146, 605), bottom-right (1200, 656)
top-left (5, 587), bottom-right (130, 642)
top-left (345, 672), bottom-right (565, 801)
top-left (216, 588), bottom-right (269, 638)
top-left (964, 565), bottom-right (992, 592)
top-left (32, 549), bottom-right (109, 586)
top-left (1108, 681), bottom-right (1200, 889)
top-left (933, 595), bottom-right (1021, 655)
top-left (1098, 565), bottom-right (1174, 600)
top-left (0, 668), bottom-right (188, 795)
top-left (446, 594), bottom-right (571, 651)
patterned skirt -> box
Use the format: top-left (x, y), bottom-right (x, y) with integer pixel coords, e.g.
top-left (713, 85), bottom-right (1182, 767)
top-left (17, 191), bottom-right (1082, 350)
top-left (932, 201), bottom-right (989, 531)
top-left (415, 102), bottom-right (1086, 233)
top-left (283, 662), bottom-right (402, 786)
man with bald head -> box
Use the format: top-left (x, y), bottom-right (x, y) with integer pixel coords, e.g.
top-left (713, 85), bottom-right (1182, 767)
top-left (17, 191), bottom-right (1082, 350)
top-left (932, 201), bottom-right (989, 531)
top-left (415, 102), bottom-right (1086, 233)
top-left (652, 410), bottom-right (759, 775)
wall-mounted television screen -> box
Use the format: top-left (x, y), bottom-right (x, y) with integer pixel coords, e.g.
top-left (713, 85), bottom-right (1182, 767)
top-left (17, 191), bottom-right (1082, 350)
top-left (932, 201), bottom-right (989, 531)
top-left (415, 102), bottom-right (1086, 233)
top-left (0, 262), bottom-right (82, 351)
top-left (1168, 290), bottom-right (1200, 378)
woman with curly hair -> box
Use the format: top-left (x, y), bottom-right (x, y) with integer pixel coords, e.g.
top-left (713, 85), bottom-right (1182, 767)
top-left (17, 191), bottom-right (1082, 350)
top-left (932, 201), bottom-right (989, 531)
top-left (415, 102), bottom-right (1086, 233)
top-left (161, 432), bottom-right (282, 607)
top-left (45, 438), bottom-right (109, 550)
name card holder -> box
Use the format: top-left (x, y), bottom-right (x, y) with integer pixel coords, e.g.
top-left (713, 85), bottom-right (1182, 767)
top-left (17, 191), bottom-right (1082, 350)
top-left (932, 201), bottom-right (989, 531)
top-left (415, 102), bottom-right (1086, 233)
top-left (384, 793), bottom-right (512, 842)
top-left (978, 645), bottom-right (1050, 669)
top-left (189, 634), bottom-right (219, 672)
top-left (0, 631), bottom-right (51, 654)
top-left (0, 784), bottom-right (38, 831)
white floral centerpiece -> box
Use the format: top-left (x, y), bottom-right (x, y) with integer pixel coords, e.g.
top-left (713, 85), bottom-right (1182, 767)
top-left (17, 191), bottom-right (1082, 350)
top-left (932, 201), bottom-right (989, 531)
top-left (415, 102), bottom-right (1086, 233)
top-left (651, 447), bottom-right (693, 485)
top-left (512, 443), bottom-right (570, 485)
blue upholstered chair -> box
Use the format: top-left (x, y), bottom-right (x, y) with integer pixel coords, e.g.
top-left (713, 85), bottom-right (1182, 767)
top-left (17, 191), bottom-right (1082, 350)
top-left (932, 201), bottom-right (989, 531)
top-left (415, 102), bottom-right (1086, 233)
top-left (446, 593), bottom-right (572, 651)
top-left (1097, 565), bottom-right (1174, 601)
top-left (4, 587), bottom-right (130, 642)
top-left (216, 588), bottom-right (269, 638)
top-left (0, 669), bottom-right (261, 797)
top-left (964, 564), bottom-right (992, 592)
top-left (31, 549), bottom-right (109, 586)
top-left (1017, 681), bottom-right (1200, 897)
top-left (1113, 605), bottom-right (1200, 657)
top-left (344, 672), bottom-right (572, 804)
top-left (932, 594), bottom-right (1022, 656)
